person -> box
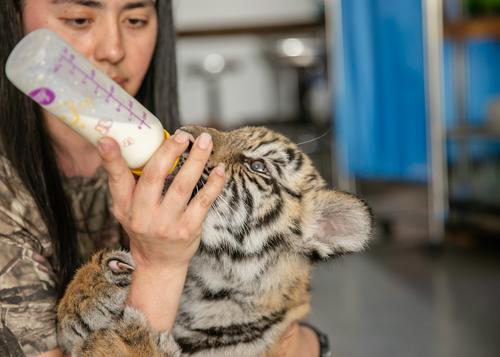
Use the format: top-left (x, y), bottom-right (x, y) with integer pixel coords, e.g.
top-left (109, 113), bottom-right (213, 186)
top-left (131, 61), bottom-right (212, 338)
top-left (0, 1), bottom-right (326, 356)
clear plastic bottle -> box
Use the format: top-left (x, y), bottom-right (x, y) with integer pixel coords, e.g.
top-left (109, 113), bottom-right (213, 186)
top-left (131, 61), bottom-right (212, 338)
top-left (5, 28), bottom-right (175, 174)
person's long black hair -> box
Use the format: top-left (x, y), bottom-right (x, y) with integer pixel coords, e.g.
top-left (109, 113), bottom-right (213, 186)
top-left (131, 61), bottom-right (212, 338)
top-left (0, 0), bottom-right (179, 297)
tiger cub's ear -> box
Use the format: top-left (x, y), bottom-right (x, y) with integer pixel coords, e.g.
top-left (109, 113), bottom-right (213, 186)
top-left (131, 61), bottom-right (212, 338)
top-left (305, 190), bottom-right (372, 260)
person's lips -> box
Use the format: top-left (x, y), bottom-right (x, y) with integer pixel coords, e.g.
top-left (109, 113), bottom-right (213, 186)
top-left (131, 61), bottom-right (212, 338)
top-left (111, 75), bottom-right (128, 86)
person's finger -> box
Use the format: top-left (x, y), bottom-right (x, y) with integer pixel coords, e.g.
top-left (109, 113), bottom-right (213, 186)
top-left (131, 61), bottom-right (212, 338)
top-left (161, 132), bottom-right (213, 216)
top-left (179, 163), bottom-right (225, 230)
top-left (97, 137), bottom-right (135, 221)
top-left (133, 130), bottom-right (191, 212)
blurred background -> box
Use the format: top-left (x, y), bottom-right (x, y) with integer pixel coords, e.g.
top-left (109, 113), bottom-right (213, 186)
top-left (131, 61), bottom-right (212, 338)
top-left (172, 0), bottom-right (500, 356)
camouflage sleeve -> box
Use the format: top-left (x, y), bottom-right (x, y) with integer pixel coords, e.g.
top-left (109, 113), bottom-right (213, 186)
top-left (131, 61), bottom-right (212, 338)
top-left (0, 323), bottom-right (26, 357)
top-left (0, 239), bottom-right (59, 357)
top-left (0, 159), bottom-right (59, 357)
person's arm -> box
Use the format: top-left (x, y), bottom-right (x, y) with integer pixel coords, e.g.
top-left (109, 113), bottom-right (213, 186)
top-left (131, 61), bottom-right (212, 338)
top-left (0, 187), bottom-right (61, 357)
top-left (274, 322), bottom-right (321, 357)
top-left (126, 262), bottom-right (189, 331)
top-left (0, 244), bottom-right (60, 356)
top-left (97, 130), bottom-right (225, 331)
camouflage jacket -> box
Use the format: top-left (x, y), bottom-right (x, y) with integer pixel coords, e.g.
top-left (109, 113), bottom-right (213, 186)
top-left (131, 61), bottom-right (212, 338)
top-left (0, 156), bottom-right (123, 356)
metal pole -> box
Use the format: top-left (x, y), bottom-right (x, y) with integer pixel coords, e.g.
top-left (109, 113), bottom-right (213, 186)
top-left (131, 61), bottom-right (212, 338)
top-left (453, 39), bottom-right (470, 198)
top-left (422, 0), bottom-right (448, 244)
top-left (325, 0), bottom-right (356, 193)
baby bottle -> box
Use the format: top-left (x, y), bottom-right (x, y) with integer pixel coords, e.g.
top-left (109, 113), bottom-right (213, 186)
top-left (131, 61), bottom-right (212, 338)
top-left (5, 28), bottom-right (176, 175)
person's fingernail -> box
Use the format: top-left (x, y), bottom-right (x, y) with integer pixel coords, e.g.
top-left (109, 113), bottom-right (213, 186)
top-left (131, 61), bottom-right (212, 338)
top-left (214, 162), bottom-right (225, 176)
top-left (174, 129), bottom-right (195, 142)
top-left (97, 138), bottom-right (112, 154)
top-left (198, 132), bottom-right (212, 150)
top-left (173, 130), bottom-right (190, 143)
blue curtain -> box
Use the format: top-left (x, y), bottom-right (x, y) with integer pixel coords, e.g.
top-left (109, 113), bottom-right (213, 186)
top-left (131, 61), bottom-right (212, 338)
top-left (444, 40), bottom-right (500, 160)
top-left (333, 0), bottom-right (428, 181)
top-left (333, 0), bottom-right (500, 182)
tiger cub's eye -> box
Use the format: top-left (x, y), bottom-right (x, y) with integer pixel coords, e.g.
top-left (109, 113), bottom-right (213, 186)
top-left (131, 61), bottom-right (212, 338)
top-left (250, 160), bottom-right (268, 174)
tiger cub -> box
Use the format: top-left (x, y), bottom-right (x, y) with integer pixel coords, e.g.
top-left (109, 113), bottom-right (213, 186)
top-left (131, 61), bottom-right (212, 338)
top-left (57, 125), bottom-right (372, 357)
top-left (57, 249), bottom-right (180, 357)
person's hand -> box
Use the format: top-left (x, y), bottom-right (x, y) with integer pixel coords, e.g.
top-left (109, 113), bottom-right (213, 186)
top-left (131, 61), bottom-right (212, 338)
top-left (97, 130), bottom-right (225, 271)
top-left (274, 322), bottom-right (320, 357)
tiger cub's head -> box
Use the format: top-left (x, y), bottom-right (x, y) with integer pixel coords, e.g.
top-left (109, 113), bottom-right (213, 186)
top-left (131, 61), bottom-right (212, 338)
top-left (181, 125), bottom-right (372, 261)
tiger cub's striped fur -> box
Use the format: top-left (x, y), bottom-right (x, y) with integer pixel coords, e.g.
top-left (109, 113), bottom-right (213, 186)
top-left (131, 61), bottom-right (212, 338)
top-left (57, 125), bottom-right (372, 356)
top-left (172, 126), bottom-right (372, 356)
top-left (57, 250), bottom-right (180, 357)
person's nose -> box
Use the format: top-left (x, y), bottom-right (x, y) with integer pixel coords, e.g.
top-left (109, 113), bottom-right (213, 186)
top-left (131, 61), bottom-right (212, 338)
top-left (93, 22), bottom-right (125, 65)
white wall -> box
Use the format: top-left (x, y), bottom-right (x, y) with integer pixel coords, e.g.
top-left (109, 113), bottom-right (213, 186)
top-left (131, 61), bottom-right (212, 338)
top-left (174, 0), bottom-right (320, 28)
top-left (177, 37), bottom-right (276, 128)
top-left (174, 0), bottom-right (322, 127)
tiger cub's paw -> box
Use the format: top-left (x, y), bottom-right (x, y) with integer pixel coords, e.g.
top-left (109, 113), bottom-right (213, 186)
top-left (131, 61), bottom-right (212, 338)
top-left (118, 306), bottom-right (182, 357)
top-left (57, 250), bottom-right (135, 353)
top-left (158, 329), bottom-right (182, 357)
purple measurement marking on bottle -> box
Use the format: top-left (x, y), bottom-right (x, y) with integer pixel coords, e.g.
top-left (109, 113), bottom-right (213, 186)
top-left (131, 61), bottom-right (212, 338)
top-left (105, 86), bottom-right (115, 103)
top-left (138, 112), bottom-right (148, 130)
top-left (29, 87), bottom-right (55, 106)
top-left (67, 54), bottom-right (76, 75)
top-left (52, 47), bottom-right (152, 129)
top-left (53, 48), bottom-right (67, 73)
top-left (128, 101), bottom-right (134, 121)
